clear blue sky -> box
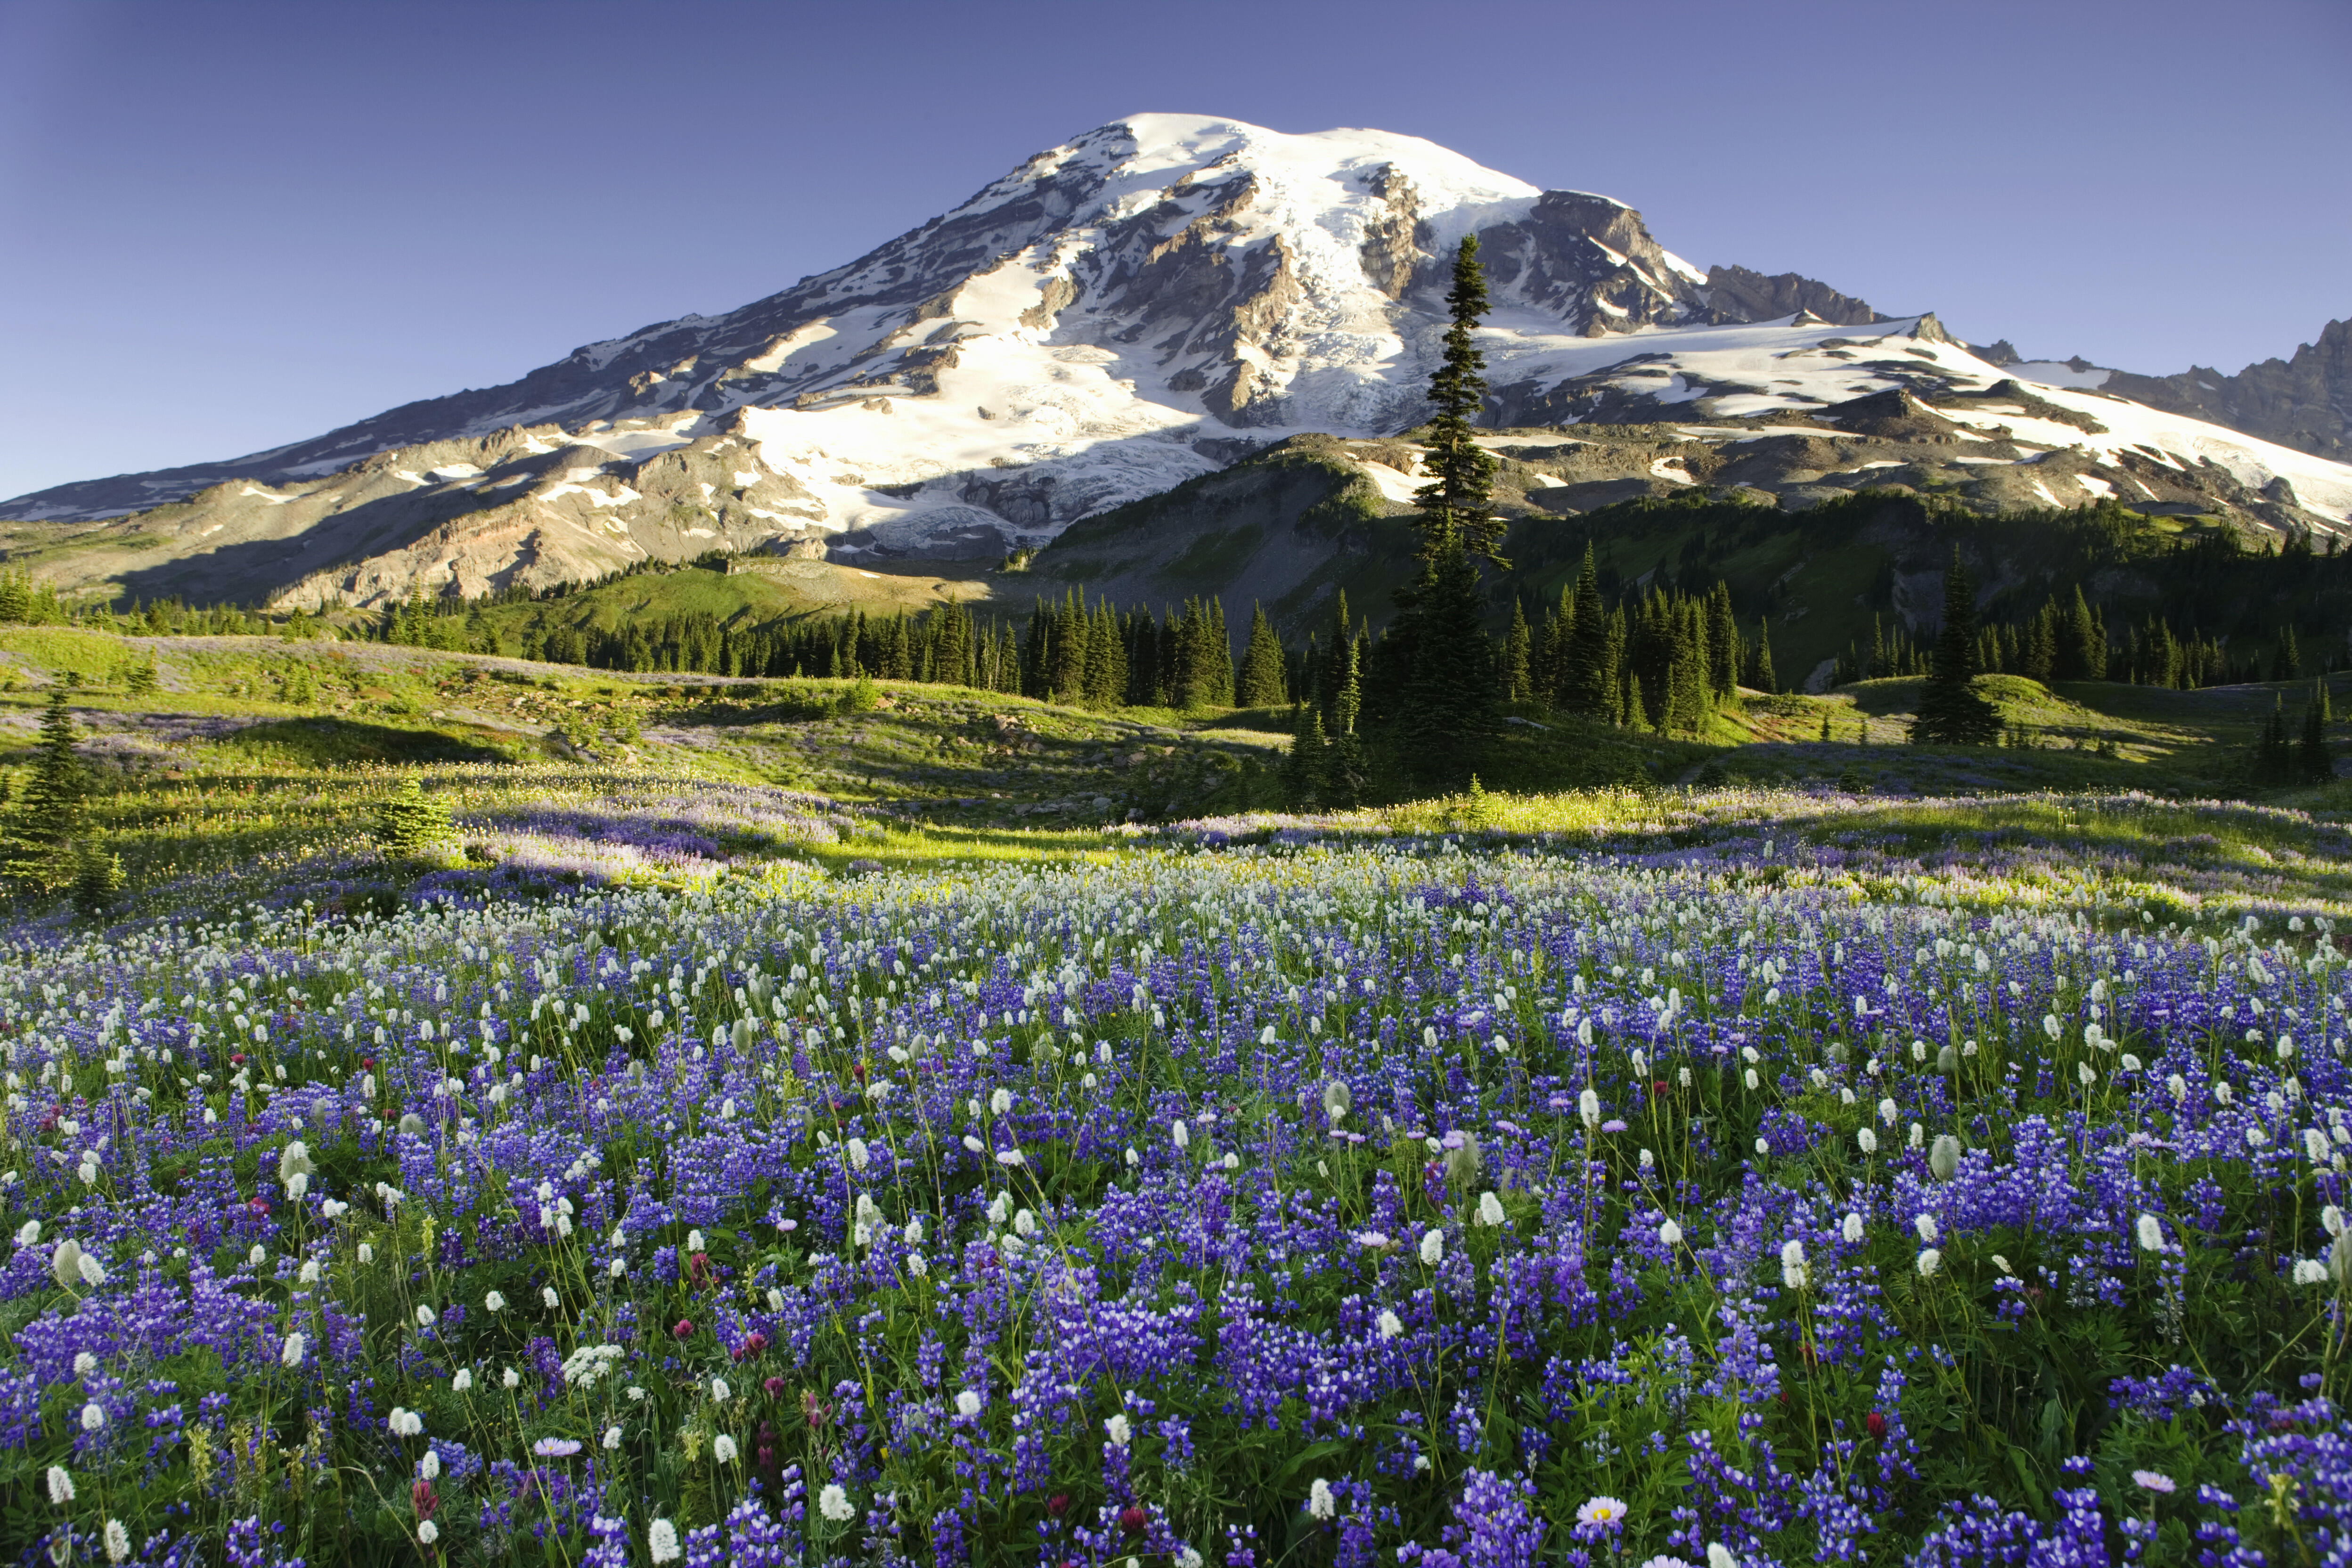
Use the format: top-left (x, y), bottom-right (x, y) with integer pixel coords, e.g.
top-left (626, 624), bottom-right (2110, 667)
top-left (2, 0), bottom-right (2345, 499)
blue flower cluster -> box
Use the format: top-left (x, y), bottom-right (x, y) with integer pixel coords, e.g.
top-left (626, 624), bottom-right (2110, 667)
top-left (3, 828), bottom-right (2351, 1564)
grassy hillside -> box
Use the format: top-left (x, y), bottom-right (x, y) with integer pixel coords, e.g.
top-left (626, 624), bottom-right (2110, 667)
top-left (0, 622), bottom-right (2344, 929)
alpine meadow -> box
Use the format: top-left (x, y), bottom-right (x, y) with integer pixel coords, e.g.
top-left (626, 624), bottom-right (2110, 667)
top-left (8, 106), bottom-right (2352, 1568)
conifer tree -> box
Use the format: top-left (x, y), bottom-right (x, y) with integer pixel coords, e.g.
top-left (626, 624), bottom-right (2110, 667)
top-left (1751, 617), bottom-right (1777, 695)
top-left (1535, 583), bottom-right (1574, 708)
top-left (1083, 602), bottom-right (1127, 708)
top-left (1501, 599), bottom-right (1533, 705)
top-left (71, 843), bottom-right (124, 922)
top-left (1283, 707), bottom-right (1328, 809)
top-left (1562, 546), bottom-right (1614, 719)
top-left (1912, 549), bottom-right (2002, 745)
top-left (2060, 588), bottom-right (2104, 681)
top-left (1206, 598), bottom-right (1234, 705)
top-left (1237, 605), bottom-right (1288, 709)
top-left (2301, 680), bottom-right (2335, 784)
top-left (1706, 581), bottom-right (1739, 701)
top-left (1376, 237), bottom-right (1502, 793)
top-left (2274, 626), bottom-right (2304, 682)
top-left (6, 689), bottom-right (88, 892)
top-left (1413, 237), bottom-right (1503, 559)
top-left (2023, 602), bottom-right (2058, 683)
top-left (1314, 591), bottom-right (1352, 727)
top-left (2252, 696), bottom-right (2295, 787)
top-left (1334, 633), bottom-right (1364, 738)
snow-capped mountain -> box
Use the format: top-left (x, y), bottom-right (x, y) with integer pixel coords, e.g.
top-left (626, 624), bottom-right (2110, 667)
top-left (1976, 320), bottom-right (2351, 464)
top-left (5, 113), bottom-right (2349, 610)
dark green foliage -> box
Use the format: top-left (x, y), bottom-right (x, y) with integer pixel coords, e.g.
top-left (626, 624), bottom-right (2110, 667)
top-left (2298, 682), bottom-right (2334, 785)
top-left (1377, 540), bottom-right (1496, 794)
top-left (1749, 616), bottom-right (1778, 695)
top-left (1561, 546), bottom-right (1615, 719)
top-left (1705, 580), bottom-right (1740, 702)
top-left (2248, 698), bottom-right (2298, 789)
top-left (1236, 605), bottom-right (1288, 708)
top-left (372, 778), bottom-right (452, 860)
top-left (0, 569), bottom-right (69, 626)
top-left (1501, 598), bottom-right (1533, 704)
top-left (1413, 237), bottom-right (1503, 561)
top-left (2273, 626), bottom-right (2303, 681)
top-left (70, 842), bottom-right (124, 921)
top-left (2059, 587), bottom-right (2107, 680)
top-left (1282, 707), bottom-right (1328, 808)
top-left (1283, 700), bottom-right (1367, 809)
top-left (1370, 237), bottom-right (1505, 796)
top-left (5, 689), bottom-right (89, 892)
top-left (1912, 550), bottom-right (2002, 745)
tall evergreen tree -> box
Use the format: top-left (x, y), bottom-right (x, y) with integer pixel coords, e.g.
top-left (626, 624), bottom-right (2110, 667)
top-left (1536, 583), bottom-right (1575, 708)
top-left (1501, 599), bottom-right (1533, 705)
top-left (1314, 591), bottom-right (1352, 727)
top-left (1334, 632), bottom-right (1364, 737)
top-left (1751, 616), bottom-right (1777, 695)
top-left (1376, 237), bottom-right (1502, 793)
top-left (1237, 605), bottom-right (1288, 709)
top-left (1413, 237), bottom-right (1503, 560)
top-left (2274, 626), bottom-right (2304, 682)
top-left (1706, 581), bottom-right (1739, 701)
top-left (2252, 696), bottom-right (2295, 787)
top-left (1912, 549), bottom-right (2002, 745)
top-left (2301, 680), bottom-right (2335, 785)
top-left (1283, 707), bottom-right (1329, 809)
top-left (7, 689), bottom-right (89, 892)
top-left (2059, 588), bottom-right (2104, 681)
top-left (1562, 545), bottom-right (1614, 719)
top-left (1207, 598), bottom-right (1234, 705)
top-left (1082, 602), bottom-right (1127, 708)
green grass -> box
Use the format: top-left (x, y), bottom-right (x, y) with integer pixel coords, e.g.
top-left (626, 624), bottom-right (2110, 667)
top-left (2, 620), bottom-right (2344, 929)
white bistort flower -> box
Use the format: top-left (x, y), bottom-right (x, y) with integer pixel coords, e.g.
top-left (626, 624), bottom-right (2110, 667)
top-left (818, 1483), bottom-right (855, 1523)
top-left (649, 1519), bottom-right (682, 1563)
top-left (1307, 1477), bottom-right (1337, 1519)
top-left (1780, 1239), bottom-right (1808, 1291)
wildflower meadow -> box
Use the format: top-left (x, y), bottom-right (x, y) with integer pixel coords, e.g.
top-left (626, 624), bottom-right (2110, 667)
top-left (7, 787), bottom-right (2352, 1566)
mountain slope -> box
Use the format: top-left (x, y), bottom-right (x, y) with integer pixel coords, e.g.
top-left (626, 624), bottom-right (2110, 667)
top-left (5, 114), bottom-right (2351, 612)
top-left (1989, 319), bottom-right (2351, 462)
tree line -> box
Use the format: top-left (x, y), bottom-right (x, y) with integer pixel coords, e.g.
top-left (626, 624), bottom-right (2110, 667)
top-left (1832, 586), bottom-right (2300, 692)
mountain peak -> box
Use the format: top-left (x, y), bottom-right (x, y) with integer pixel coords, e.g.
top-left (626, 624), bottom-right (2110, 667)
top-left (6, 118), bottom-right (2346, 610)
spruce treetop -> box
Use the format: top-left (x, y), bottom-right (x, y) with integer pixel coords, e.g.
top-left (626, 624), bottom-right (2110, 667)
top-left (1414, 237), bottom-right (1503, 562)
